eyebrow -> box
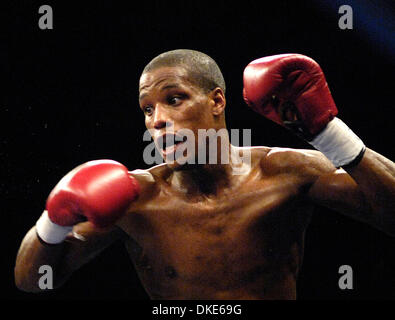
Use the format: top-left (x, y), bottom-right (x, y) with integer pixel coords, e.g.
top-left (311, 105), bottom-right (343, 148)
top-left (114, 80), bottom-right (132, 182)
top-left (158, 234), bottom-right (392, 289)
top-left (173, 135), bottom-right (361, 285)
top-left (139, 83), bottom-right (182, 101)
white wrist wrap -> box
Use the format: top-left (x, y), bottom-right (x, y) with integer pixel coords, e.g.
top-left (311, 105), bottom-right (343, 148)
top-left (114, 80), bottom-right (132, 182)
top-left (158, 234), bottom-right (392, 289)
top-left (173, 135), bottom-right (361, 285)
top-left (309, 117), bottom-right (365, 168)
top-left (35, 210), bottom-right (73, 244)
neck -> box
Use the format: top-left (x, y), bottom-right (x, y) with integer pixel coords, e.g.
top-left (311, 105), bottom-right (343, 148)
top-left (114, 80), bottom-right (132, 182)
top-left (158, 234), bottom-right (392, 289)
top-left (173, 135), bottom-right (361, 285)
top-left (171, 162), bottom-right (233, 196)
top-left (171, 134), bottom-right (235, 196)
top-left (168, 135), bottom-right (251, 196)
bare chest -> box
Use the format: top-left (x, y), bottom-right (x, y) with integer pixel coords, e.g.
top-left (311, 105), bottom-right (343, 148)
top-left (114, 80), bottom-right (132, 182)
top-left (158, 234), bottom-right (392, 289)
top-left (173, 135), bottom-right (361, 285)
top-left (125, 174), bottom-right (303, 236)
top-left (121, 174), bottom-right (310, 275)
top-left (119, 173), bottom-right (313, 298)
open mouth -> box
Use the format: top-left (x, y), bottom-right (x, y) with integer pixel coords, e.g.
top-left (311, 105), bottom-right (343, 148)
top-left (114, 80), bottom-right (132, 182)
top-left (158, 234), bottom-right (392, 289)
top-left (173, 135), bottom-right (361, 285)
top-left (156, 133), bottom-right (187, 156)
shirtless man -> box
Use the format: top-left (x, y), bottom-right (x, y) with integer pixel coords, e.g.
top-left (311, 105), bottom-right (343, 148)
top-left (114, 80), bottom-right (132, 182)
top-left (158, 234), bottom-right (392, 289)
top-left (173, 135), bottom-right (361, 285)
top-left (14, 50), bottom-right (395, 299)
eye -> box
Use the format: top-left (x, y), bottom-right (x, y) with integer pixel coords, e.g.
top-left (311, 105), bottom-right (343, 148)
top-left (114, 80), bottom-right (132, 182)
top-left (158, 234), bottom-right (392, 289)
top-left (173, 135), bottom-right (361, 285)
top-left (143, 105), bottom-right (154, 116)
top-left (167, 95), bottom-right (183, 106)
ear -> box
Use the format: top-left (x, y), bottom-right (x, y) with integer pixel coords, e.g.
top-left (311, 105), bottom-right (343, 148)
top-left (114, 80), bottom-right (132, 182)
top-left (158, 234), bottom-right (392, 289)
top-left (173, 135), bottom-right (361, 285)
top-left (209, 88), bottom-right (226, 116)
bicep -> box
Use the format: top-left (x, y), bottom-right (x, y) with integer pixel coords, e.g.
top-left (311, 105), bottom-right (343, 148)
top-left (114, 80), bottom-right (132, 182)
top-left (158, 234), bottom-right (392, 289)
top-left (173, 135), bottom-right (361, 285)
top-left (307, 168), bottom-right (372, 224)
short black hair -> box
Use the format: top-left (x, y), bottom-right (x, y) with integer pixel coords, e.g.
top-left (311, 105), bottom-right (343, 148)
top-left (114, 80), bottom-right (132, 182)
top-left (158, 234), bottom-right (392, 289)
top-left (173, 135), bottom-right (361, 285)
top-left (142, 49), bottom-right (226, 94)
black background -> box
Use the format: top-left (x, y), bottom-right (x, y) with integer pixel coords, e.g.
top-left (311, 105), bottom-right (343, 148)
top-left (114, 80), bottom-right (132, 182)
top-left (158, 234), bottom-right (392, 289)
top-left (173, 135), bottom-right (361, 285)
top-left (2, 0), bottom-right (395, 303)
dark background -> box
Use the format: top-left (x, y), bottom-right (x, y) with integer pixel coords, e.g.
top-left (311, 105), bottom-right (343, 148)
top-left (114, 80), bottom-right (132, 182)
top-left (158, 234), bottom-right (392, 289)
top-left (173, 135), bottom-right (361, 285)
top-left (2, 0), bottom-right (394, 302)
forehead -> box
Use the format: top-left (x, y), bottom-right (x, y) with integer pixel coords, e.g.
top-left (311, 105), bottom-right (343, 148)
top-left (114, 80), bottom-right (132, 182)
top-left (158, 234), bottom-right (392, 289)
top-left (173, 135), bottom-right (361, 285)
top-left (139, 66), bottom-right (192, 92)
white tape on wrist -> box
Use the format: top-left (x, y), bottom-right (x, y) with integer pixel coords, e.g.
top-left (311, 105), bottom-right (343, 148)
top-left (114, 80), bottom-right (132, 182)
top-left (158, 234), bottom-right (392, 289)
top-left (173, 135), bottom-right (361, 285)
top-left (309, 117), bottom-right (365, 168)
top-left (35, 210), bottom-right (73, 244)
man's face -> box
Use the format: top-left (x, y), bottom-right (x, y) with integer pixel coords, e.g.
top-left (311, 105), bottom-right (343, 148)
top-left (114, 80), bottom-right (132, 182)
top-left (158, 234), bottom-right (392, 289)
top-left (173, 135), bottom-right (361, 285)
top-left (139, 66), bottom-right (218, 168)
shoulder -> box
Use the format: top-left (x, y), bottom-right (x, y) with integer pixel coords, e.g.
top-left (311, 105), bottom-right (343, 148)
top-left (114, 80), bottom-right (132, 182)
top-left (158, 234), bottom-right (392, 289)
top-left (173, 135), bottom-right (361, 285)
top-left (129, 163), bottom-right (171, 184)
top-left (259, 146), bottom-right (336, 179)
top-left (128, 163), bottom-right (171, 203)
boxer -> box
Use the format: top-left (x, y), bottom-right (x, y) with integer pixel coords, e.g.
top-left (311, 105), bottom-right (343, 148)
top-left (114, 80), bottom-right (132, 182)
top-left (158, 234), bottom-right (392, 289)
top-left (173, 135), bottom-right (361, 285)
top-left (15, 50), bottom-right (395, 299)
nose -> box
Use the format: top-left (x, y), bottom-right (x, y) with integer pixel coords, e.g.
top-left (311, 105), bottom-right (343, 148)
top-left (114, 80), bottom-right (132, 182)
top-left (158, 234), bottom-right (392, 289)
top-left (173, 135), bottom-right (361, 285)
top-left (153, 104), bottom-right (170, 130)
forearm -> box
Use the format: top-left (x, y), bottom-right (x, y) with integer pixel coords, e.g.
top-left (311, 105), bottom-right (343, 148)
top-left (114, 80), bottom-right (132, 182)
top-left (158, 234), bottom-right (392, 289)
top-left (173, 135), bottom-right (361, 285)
top-left (345, 148), bottom-right (395, 233)
top-left (14, 226), bottom-right (70, 292)
top-left (15, 219), bottom-right (128, 293)
top-left (15, 160), bottom-right (139, 292)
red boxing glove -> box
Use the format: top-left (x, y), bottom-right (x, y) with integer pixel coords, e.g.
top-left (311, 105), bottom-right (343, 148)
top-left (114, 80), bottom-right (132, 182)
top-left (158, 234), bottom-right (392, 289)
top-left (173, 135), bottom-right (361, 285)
top-left (243, 54), bottom-right (338, 138)
top-left (46, 160), bottom-right (140, 227)
top-left (243, 54), bottom-right (366, 168)
top-left (36, 160), bottom-right (140, 243)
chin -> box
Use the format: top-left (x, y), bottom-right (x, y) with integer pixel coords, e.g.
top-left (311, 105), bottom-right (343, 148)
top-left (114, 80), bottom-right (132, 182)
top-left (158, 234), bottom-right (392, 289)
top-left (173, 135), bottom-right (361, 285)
top-left (164, 154), bottom-right (198, 171)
